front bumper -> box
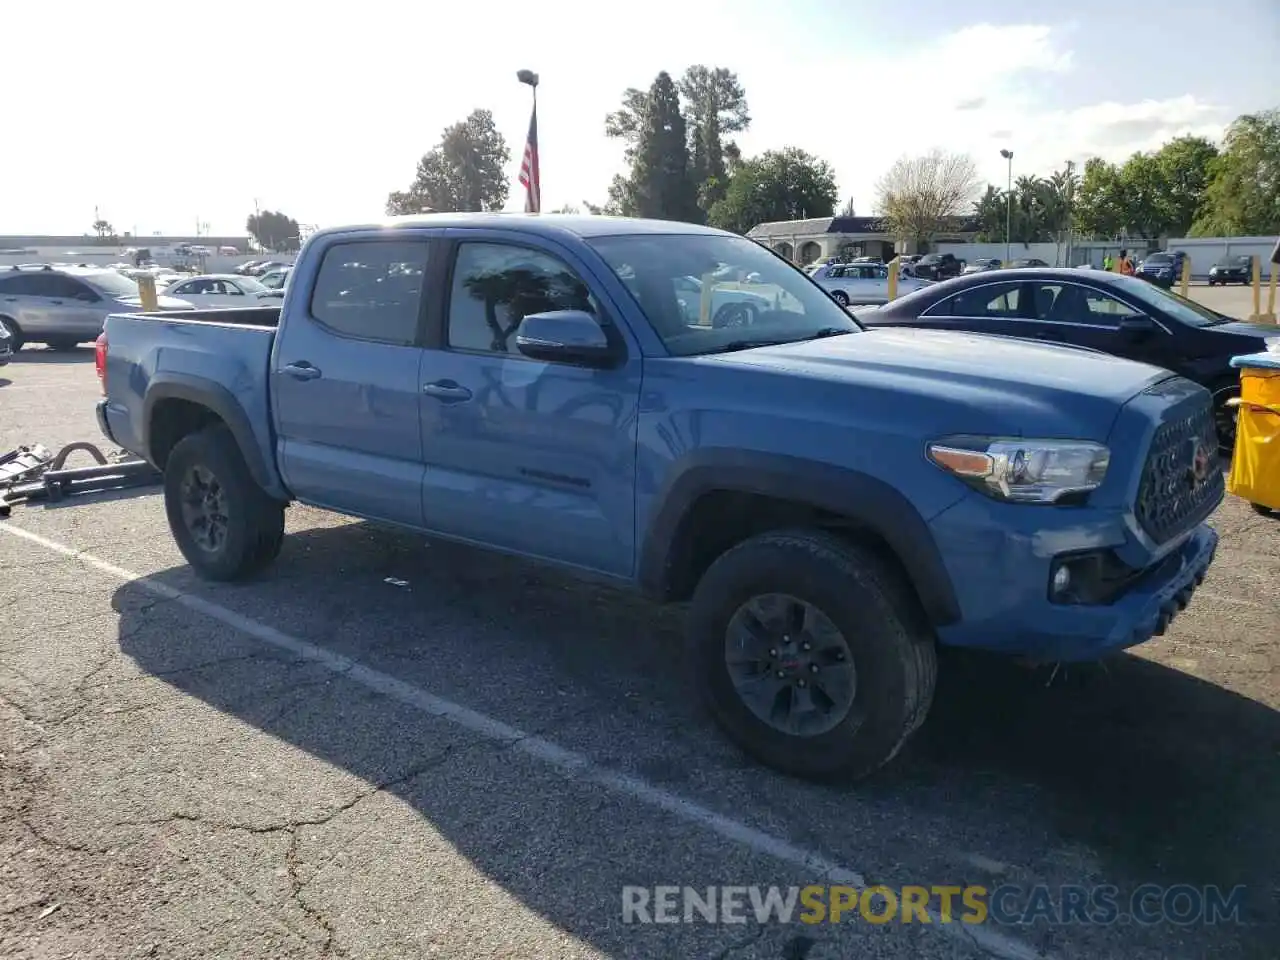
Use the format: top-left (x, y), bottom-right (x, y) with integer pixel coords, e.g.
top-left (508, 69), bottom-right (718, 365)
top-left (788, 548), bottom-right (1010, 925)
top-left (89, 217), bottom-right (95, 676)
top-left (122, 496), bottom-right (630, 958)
top-left (930, 488), bottom-right (1219, 661)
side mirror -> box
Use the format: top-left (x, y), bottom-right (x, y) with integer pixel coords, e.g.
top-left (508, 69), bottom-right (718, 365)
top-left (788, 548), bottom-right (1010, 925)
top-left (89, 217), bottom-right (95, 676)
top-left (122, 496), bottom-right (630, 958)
top-left (515, 310), bottom-right (616, 367)
top-left (1118, 315), bottom-right (1157, 337)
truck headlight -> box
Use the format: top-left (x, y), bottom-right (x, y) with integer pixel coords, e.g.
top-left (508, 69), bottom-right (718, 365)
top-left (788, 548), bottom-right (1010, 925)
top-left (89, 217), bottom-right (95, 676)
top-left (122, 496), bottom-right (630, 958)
top-left (1265, 337), bottom-right (1280, 353)
top-left (927, 438), bottom-right (1110, 504)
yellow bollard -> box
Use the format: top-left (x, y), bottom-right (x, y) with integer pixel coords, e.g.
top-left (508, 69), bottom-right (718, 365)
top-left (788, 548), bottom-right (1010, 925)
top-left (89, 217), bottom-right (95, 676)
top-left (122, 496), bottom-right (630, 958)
top-left (1264, 266), bottom-right (1278, 324)
top-left (699, 271), bottom-right (715, 326)
top-left (1248, 255), bottom-right (1263, 322)
top-left (1179, 254), bottom-right (1191, 298)
top-left (136, 274), bottom-right (158, 312)
top-left (886, 256), bottom-right (900, 301)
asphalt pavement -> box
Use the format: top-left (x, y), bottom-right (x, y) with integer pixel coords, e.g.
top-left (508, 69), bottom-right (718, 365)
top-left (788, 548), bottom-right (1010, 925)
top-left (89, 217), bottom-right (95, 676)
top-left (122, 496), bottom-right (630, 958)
top-left (1, 293), bottom-right (1277, 959)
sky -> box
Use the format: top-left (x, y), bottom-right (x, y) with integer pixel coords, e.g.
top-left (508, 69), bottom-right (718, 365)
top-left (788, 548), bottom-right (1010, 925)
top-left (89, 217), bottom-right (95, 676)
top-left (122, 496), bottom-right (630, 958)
top-left (3, 0), bottom-right (1278, 237)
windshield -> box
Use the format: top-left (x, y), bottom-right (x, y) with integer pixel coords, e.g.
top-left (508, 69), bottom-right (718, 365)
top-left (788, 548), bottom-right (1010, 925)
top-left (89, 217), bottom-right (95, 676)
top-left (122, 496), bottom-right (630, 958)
top-left (1219, 256), bottom-right (1251, 266)
top-left (1145, 253), bottom-right (1173, 263)
top-left (83, 271), bottom-right (141, 298)
top-left (588, 233), bottom-right (860, 356)
top-left (1110, 274), bottom-right (1225, 327)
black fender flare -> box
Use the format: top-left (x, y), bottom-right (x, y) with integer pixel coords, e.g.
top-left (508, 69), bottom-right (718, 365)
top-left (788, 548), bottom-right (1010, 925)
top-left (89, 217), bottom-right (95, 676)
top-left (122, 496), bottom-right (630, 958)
top-left (142, 374), bottom-right (282, 497)
top-left (638, 450), bottom-right (961, 626)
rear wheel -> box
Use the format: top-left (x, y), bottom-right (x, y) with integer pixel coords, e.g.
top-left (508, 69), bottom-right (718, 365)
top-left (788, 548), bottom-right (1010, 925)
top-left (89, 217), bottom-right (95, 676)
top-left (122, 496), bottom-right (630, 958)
top-left (0, 317), bottom-right (23, 352)
top-left (46, 338), bottom-right (80, 351)
top-left (163, 424), bottom-right (285, 581)
top-left (687, 529), bottom-right (936, 782)
top-left (829, 290), bottom-right (850, 308)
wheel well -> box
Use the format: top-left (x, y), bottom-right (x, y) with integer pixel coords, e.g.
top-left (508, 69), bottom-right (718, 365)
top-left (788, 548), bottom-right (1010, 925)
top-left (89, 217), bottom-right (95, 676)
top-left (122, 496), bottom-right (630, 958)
top-left (148, 399), bottom-right (223, 468)
top-left (0, 314), bottom-right (20, 332)
top-left (661, 489), bottom-right (921, 608)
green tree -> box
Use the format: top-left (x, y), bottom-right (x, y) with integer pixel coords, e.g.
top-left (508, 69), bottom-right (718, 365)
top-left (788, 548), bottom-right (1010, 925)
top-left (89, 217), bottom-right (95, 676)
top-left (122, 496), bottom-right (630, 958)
top-left (627, 72), bottom-right (699, 222)
top-left (1152, 135), bottom-right (1218, 236)
top-left (246, 210), bottom-right (301, 251)
top-left (873, 150), bottom-right (980, 249)
top-left (1193, 109), bottom-right (1280, 236)
top-left (679, 65), bottom-right (750, 213)
top-left (386, 109), bottom-right (510, 215)
top-left (604, 87), bottom-right (651, 163)
top-left (707, 147), bottom-right (838, 234)
top-left (1073, 157), bottom-right (1125, 238)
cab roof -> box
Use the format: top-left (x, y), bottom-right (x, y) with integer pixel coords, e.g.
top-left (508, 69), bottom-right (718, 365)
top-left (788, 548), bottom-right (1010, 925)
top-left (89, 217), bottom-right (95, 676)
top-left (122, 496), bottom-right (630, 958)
top-left (308, 213), bottom-right (736, 244)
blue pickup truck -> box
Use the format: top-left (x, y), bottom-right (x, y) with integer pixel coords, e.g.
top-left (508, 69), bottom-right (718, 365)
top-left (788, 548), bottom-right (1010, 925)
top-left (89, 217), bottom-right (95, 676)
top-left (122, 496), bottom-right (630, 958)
top-left (95, 214), bottom-right (1223, 780)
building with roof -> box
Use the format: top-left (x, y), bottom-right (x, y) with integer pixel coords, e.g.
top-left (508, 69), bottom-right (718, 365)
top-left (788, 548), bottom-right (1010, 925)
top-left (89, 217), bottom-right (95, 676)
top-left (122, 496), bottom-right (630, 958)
top-left (747, 215), bottom-right (981, 264)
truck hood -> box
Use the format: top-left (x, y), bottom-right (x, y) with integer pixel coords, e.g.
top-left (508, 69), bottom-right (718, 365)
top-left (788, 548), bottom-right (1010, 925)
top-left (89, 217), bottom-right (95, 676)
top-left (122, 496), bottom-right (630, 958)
top-left (708, 327), bottom-right (1173, 441)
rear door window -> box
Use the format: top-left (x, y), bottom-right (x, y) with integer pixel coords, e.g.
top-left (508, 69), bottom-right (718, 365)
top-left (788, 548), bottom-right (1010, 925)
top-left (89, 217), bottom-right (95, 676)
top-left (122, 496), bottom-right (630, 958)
top-left (309, 240), bottom-right (430, 344)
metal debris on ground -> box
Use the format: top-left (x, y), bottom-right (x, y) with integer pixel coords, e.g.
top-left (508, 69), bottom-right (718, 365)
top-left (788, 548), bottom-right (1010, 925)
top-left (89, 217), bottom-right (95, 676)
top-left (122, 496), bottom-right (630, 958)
top-left (0, 441), bottom-right (161, 516)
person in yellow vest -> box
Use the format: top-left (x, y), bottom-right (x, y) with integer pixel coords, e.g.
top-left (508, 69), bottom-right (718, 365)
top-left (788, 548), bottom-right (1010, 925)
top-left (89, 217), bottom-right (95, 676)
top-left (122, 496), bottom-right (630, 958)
top-left (1117, 250), bottom-right (1135, 276)
top-left (1102, 253), bottom-right (1114, 271)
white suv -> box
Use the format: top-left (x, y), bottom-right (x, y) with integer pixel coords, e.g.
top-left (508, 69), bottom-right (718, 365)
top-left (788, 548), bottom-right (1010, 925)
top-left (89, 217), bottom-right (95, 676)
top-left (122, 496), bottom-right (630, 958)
top-left (0, 265), bottom-right (194, 352)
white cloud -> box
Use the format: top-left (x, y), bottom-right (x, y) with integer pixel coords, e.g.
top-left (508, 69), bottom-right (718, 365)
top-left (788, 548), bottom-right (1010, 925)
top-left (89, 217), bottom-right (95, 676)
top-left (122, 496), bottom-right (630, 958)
top-left (733, 24), bottom-right (1227, 213)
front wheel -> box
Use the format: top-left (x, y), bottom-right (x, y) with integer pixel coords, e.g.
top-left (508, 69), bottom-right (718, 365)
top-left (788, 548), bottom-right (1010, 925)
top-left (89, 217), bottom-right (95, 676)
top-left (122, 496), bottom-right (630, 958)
top-left (687, 529), bottom-right (937, 782)
top-left (1212, 384), bottom-right (1240, 456)
top-left (163, 424), bottom-right (285, 581)
top-left (829, 290), bottom-right (850, 307)
top-left (0, 317), bottom-right (23, 352)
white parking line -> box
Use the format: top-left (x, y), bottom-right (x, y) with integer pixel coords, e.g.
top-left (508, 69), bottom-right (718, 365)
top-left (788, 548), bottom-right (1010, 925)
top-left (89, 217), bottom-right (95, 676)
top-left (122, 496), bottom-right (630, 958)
top-left (0, 521), bottom-right (1044, 960)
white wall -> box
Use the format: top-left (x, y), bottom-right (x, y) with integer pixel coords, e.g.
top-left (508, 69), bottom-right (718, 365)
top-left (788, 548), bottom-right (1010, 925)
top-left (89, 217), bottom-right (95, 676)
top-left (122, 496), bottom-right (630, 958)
top-left (936, 236), bottom-right (1277, 278)
top-left (935, 241), bottom-right (1064, 264)
top-left (1166, 237), bottom-right (1276, 279)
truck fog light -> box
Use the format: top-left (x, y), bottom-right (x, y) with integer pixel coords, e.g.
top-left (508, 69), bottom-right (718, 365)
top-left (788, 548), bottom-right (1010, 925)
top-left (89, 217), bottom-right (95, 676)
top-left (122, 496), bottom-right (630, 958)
top-left (1052, 565), bottom-right (1071, 595)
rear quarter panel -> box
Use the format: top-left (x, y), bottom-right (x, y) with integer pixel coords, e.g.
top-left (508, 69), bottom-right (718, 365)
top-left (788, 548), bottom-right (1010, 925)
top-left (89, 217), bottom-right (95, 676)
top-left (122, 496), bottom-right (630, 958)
top-left (102, 312), bottom-right (285, 496)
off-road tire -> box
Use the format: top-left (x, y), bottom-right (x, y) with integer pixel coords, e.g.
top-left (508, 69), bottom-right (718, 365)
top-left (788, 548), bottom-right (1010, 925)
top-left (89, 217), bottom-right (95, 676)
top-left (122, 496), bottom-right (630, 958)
top-left (687, 529), bottom-right (937, 782)
top-left (164, 424), bottom-right (285, 581)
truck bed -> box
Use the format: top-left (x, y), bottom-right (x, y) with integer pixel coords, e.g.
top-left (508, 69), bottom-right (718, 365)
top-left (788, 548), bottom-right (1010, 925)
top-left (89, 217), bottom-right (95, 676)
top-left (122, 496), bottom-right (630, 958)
top-left (99, 307), bottom-right (283, 497)
top-left (129, 306), bottom-right (281, 328)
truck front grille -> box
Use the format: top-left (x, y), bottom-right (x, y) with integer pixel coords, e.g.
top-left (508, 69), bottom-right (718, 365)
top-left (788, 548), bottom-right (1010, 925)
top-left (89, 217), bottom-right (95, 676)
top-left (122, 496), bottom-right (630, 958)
top-left (1135, 397), bottom-right (1223, 544)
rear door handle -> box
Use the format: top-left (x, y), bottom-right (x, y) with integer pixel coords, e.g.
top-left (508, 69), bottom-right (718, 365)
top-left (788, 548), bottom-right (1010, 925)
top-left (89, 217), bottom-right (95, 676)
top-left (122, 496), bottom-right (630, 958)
top-left (422, 379), bottom-right (472, 402)
top-left (283, 361), bottom-right (322, 381)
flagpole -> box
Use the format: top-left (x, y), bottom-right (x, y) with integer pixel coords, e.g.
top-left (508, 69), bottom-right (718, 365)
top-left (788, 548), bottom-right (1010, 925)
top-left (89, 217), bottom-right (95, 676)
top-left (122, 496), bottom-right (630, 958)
top-left (517, 69), bottom-right (540, 213)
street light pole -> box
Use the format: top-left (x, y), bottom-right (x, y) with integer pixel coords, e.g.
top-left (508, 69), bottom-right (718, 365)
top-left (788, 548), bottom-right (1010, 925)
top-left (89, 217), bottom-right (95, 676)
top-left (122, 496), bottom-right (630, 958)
top-left (1064, 159), bottom-right (1075, 267)
top-left (999, 149), bottom-right (1013, 264)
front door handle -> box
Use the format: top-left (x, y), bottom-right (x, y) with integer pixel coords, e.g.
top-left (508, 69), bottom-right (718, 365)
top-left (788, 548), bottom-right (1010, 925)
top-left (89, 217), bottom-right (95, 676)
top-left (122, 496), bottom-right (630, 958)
top-left (50, 300), bottom-right (64, 305)
top-left (422, 379), bottom-right (473, 402)
top-left (283, 361), bottom-right (322, 381)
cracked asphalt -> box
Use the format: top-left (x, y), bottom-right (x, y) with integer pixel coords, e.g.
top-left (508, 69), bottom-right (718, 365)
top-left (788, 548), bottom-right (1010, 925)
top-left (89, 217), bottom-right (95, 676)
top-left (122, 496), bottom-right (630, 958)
top-left (1, 284), bottom-right (1277, 960)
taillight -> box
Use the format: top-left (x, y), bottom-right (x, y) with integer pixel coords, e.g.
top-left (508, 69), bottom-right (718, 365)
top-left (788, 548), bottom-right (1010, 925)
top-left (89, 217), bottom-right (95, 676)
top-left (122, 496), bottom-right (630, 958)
top-left (95, 333), bottom-right (107, 394)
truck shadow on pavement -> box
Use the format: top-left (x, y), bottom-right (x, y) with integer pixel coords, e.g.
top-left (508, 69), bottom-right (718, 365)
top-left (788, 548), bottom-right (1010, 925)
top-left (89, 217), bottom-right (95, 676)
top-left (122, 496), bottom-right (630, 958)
top-left (108, 519), bottom-right (1278, 957)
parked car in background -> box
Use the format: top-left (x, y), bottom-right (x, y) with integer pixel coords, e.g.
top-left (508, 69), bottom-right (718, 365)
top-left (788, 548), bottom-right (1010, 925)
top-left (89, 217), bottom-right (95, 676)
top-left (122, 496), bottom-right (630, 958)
top-left (857, 268), bottom-right (1280, 450)
top-left (962, 258), bottom-right (1002, 274)
top-left (164, 274), bottom-right (275, 308)
top-left (1007, 257), bottom-right (1050, 269)
top-left (96, 213), bottom-right (1223, 782)
top-left (233, 260), bottom-right (265, 275)
top-left (247, 260), bottom-right (289, 277)
top-left (258, 268), bottom-right (291, 290)
top-left (1135, 251), bottom-right (1185, 288)
top-left (911, 253), bottom-right (964, 280)
top-left (1208, 255), bottom-right (1253, 286)
top-left (809, 261), bottom-right (931, 306)
top-left (0, 317), bottom-right (12, 365)
top-left (0, 265), bottom-right (194, 351)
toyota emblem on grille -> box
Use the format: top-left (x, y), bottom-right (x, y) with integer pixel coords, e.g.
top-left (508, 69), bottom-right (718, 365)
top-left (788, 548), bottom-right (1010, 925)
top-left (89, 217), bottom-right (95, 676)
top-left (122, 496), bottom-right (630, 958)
top-left (1187, 438), bottom-right (1212, 486)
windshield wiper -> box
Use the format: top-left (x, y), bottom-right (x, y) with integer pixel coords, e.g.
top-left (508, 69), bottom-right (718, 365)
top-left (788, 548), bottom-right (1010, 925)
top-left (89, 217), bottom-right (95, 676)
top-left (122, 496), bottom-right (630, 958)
top-left (795, 326), bottom-right (854, 342)
top-left (700, 339), bottom-right (793, 355)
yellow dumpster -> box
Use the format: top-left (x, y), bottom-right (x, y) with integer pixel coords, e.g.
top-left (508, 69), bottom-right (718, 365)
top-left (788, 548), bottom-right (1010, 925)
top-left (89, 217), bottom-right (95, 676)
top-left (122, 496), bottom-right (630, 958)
top-left (1227, 351), bottom-right (1280, 516)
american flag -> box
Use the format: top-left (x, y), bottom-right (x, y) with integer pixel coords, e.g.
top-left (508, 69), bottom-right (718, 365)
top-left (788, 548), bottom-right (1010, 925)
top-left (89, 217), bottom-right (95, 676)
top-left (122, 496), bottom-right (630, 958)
top-left (518, 104), bottom-right (540, 213)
